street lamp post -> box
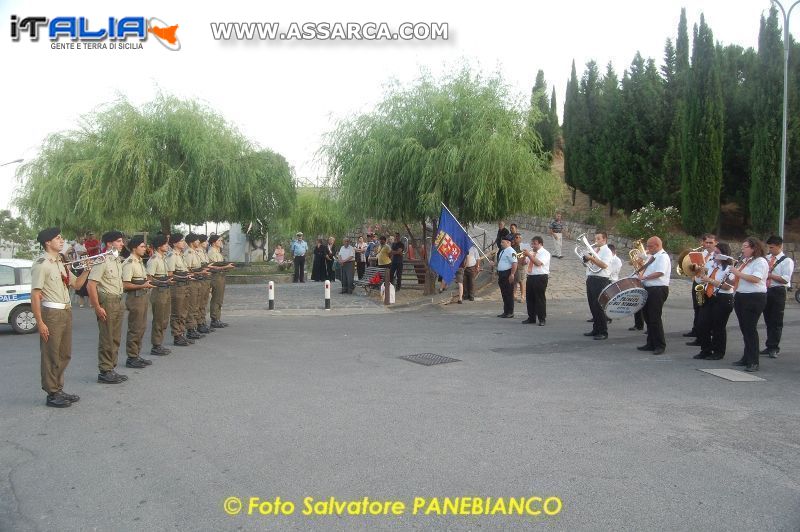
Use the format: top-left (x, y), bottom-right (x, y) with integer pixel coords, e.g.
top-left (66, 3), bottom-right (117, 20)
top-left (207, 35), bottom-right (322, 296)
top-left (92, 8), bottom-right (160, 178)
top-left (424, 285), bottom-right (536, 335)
top-left (773, 0), bottom-right (800, 238)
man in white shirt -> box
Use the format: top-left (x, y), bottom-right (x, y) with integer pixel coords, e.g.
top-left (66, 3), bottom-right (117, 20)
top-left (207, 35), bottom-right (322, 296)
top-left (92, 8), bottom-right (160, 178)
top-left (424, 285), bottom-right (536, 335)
top-left (522, 236), bottom-right (551, 326)
top-left (637, 236), bottom-right (671, 355)
top-left (761, 235), bottom-right (795, 358)
top-left (607, 244), bottom-right (623, 282)
top-left (583, 231), bottom-right (613, 340)
top-left (463, 245), bottom-right (480, 301)
top-left (338, 238), bottom-right (356, 294)
top-left (686, 233), bottom-right (717, 340)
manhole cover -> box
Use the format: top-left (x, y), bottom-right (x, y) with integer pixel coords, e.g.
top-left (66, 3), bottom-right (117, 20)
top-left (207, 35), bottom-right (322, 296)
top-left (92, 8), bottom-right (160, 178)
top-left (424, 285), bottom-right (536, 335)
top-left (399, 353), bottom-right (461, 366)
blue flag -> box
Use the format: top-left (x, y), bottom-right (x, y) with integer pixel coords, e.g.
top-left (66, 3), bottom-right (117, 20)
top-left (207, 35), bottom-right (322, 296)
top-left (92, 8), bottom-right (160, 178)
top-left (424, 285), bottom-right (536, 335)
top-left (429, 206), bottom-right (473, 284)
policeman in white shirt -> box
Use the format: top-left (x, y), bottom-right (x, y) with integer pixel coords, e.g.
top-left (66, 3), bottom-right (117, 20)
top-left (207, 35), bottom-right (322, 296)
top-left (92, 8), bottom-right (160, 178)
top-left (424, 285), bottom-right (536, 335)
top-left (463, 245), bottom-right (480, 301)
top-left (583, 231), bottom-right (613, 340)
top-left (760, 235), bottom-right (795, 359)
top-left (522, 236), bottom-right (551, 326)
top-left (636, 236), bottom-right (671, 355)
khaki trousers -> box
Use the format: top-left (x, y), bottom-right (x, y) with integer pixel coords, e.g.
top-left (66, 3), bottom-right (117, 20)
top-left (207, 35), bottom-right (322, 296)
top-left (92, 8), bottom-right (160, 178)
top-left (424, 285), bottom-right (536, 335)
top-left (170, 283), bottom-right (189, 337)
top-left (125, 289), bottom-right (149, 358)
top-left (186, 281), bottom-right (201, 329)
top-left (40, 307), bottom-right (72, 394)
top-left (150, 287), bottom-right (171, 346)
top-left (97, 293), bottom-right (123, 372)
top-left (210, 274), bottom-right (226, 320)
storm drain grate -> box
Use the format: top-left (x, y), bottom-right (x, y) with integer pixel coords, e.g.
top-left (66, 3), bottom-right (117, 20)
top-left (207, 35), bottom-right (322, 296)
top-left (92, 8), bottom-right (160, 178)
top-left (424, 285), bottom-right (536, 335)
top-left (399, 353), bottom-right (461, 366)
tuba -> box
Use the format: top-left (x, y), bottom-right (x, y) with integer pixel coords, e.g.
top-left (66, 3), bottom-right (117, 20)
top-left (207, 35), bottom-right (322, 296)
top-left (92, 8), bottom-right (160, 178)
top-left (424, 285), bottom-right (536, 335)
top-left (574, 233), bottom-right (602, 273)
top-left (629, 239), bottom-right (647, 270)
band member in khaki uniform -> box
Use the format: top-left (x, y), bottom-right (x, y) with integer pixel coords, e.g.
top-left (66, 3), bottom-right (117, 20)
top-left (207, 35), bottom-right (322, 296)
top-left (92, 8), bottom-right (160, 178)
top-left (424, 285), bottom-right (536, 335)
top-left (208, 234), bottom-right (236, 328)
top-left (30, 227), bottom-right (90, 408)
top-left (147, 234), bottom-right (172, 355)
top-left (196, 234), bottom-right (214, 334)
top-left (183, 234), bottom-right (205, 339)
top-left (87, 231), bottom-right (127, 384)
top-left (167, 232), bottom-right (192, 346)
top-left (122, 236), bottom-right (154, 369)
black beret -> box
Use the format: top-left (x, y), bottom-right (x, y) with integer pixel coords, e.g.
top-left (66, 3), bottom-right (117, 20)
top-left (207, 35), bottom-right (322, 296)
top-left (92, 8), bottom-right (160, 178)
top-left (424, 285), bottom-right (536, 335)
top-left (151, 235), bottom-right (168, 248)
top-left (169, 233), bottom-right (184, 245)
top-left (208, 234), bottom-right (221, 245)
top-left (198, 234), bottom-right (208, 243)
top-left (37, 227), bottom-right (60, 245)
top-left (128, 235), bottom-right (145, 249)
top-left (102, 230), bottom-right (124, 243)
top-left (185, 233), bottom-right (199, 244)
top-left (502, 234), bottom-right (514, 242)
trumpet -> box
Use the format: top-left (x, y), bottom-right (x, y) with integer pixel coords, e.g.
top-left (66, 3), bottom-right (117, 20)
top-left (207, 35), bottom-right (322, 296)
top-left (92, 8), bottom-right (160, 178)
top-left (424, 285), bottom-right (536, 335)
top-left (574, 233), bottom-right (602, 273)
top-left (67, 249), bottom-right (118, 269)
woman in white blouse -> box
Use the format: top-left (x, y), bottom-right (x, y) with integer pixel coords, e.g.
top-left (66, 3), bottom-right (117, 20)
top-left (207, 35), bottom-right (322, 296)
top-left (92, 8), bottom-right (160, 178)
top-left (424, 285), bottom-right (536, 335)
top-left (694, 243), bottom-right (735, 360)
top-left (729, 237), bottom-right (769, 372)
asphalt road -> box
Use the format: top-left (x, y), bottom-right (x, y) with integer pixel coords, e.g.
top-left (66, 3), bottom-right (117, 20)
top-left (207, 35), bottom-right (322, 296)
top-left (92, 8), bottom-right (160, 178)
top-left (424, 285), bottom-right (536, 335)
top-left (1, 288), bottom-right (799, 531)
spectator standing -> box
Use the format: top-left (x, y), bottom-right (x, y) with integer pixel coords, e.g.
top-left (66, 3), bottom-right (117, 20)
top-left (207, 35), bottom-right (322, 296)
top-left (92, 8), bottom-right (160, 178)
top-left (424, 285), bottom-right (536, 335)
top-left (548, 213), bottom-right (565, 258)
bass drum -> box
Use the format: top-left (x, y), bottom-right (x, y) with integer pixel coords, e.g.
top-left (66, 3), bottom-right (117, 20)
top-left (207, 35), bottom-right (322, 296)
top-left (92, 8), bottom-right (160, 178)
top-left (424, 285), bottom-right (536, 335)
top-left (598, 277), bottom-right (648, 318)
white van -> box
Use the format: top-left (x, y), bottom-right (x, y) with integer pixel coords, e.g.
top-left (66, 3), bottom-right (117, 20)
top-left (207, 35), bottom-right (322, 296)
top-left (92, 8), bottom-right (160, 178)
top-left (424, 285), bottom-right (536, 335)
top-left (0, 258), bottom-right (37, 334)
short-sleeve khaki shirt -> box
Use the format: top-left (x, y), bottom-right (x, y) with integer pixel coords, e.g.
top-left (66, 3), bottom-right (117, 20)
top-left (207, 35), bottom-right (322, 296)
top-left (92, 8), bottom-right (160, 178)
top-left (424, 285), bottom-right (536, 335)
top-left (88, 255), bottom-right (123, 296)
top-left (122, 256), bottom-right (147, 282)
top-left (31, 253), bottom-right (71, 305)
top-left (147, 251), bottom-right (169, 277)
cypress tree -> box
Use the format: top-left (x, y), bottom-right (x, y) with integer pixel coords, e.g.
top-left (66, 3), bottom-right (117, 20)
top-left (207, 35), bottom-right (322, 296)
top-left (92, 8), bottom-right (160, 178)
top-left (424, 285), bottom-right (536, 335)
top-left (529, 70), bottom-right (554, 161)
top-left (549, 87), bottom-right (560, 154)
top-left (596, 63), bottom-right (624, 212)
top-left (663, 9), bottom-right (691, 207)
top-left (680, 15), bottom-right (724, 234)
top-left (563, 61), bottom-right (581, 197)
top-left (749, 8), bottom-right (783, 234)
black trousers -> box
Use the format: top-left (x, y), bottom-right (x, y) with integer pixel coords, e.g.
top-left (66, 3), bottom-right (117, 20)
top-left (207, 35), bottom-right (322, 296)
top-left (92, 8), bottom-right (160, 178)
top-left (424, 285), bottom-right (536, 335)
top-left (390, 261), bottom-right (403, 289)
top-left (526, 274), bottom-right (548, 322)
top-left (734, 292), bottom-right (767, 365)
top-left (763, 287), bottom-right (787, 350)
top-left (463, 266), bottom-right (477, 299)
top-left (586, 276), bottom-right (611, 334)
top-left (293, 256), bottom-right (305, 282)
top-left (498, 270), bottom-right (514, 316)
top-left (696, 293), bottom-right (734, 356)
top-left (643, 286), bottom-right (669, 349)
top-left (356, 261), bottom-right (366, 280)
top-left (633, 310), bottom-right (645, 330)
top-left (691, 281), bottom-right (701, 333)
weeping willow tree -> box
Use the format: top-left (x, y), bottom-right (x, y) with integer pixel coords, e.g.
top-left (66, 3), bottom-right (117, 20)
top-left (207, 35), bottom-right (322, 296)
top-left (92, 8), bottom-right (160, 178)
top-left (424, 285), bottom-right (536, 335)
top-left (15, 93), bottom-right (296, 234)
top-left (322, 66), bottom-right (560, 292)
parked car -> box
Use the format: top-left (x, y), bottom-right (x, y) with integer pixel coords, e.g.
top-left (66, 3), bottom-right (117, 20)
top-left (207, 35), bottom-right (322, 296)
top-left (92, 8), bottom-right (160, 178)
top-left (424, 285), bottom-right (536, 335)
top-left (0, 258), bottom-right (37, 334)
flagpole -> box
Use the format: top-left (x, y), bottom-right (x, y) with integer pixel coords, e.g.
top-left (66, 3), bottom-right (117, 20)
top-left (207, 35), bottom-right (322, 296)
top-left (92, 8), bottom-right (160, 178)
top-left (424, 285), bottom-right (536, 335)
top-left (439, 202), bottom-right (493, 261)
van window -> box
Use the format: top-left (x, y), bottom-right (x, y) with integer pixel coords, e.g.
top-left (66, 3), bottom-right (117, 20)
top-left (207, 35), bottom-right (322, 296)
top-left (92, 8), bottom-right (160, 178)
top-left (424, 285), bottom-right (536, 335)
top-left (0, 265), bottom-right (14, 287)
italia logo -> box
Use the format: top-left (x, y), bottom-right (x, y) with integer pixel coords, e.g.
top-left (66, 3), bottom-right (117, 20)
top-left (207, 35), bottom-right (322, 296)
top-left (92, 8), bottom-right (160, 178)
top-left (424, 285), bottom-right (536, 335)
top-left (10, 15), bottom-right (180, 50)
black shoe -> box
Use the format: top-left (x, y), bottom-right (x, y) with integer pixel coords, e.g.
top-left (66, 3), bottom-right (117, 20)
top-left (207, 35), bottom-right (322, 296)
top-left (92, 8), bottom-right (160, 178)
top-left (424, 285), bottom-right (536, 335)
top-left (732, 360), bottom-right (747, 367)
top-left (637, 345), bottom-right (655, 351)
top-left (685, 340), bottom-right (701, 346)
top-left (187, 330), bottom-right (204, 339)
top-left (126, 357), bottom-right (148, 369)
top-left (98, 371), bottom-right (124, 384)
top-left (521, 319), bottom-right (535, 324)
top-left (707, 354), bottom-right (724, 360)
top-left (210, 320), bottom-right (225, 328)
top-left (138, 357), bottom-right (153, 366)
top-left (745, 364), bottom-right (759, 372)
top-left (183, 335), bottom-right (195, 345)
top-left (683, 331), bottom-right (697, 337)
top-left (60, 391), bottom-right (80, 403)
top-left (584, 331), bottom-right (598, 337)
top-left (768, 351), bottom-right (778, 359)
top-left (173, 336), bottom-right (189, 346)
top-left (628, 327), bottom-right (643, 331)
top-left (693, 352), bottom-right (711, 359)
top-left (197, 324), bottom-right (212, 334)
top-left (502, 314), bottom-right (514, 319)
top-left (468, 296), bottom-right (474, 301)
top-left (151, 345), bottom-right (171, 356)
top-left (593, 333), bottom-right (608, 340)
top-left (653, 347), bottom-right (665, 355)
top-left (497, 313), bottom-right (507, 318)
top-left (586, 318), bottom-right (594, 322)
top-left (115, 371), bottom-right (129, 381)
top-left (46, 393), bottom-right (71, 408)
top-left (539, 320), bottom-right (546, 326)
top-left (759, 348), bottom-right (770, 355)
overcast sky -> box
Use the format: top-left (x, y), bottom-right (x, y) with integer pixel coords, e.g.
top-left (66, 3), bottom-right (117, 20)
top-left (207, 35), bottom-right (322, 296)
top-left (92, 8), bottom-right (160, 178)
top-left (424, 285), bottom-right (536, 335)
top-left (0, 0), bottom-right (777, 214)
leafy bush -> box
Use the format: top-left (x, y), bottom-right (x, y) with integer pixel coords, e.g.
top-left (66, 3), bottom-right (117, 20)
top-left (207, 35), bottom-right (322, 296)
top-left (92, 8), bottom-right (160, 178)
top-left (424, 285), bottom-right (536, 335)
top-left (582, 206), bottom-right (605, 227)
top-left (617, 203), bottom-right (681, 241)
